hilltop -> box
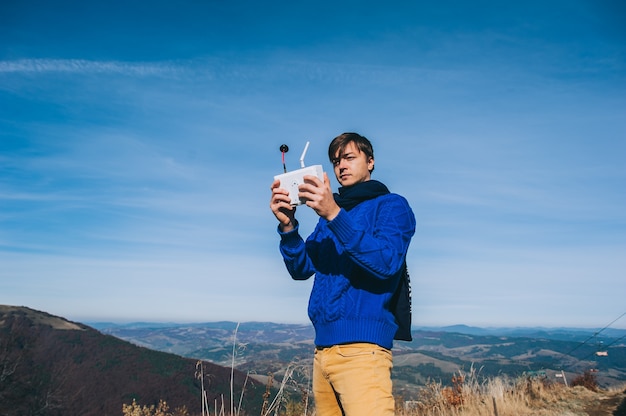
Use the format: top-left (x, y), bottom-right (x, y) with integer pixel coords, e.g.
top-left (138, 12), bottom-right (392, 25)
top-left (0, 306), bottom-right (265, 416)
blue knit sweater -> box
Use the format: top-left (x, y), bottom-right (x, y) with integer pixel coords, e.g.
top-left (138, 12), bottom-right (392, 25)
top-left (278, 192), bottom-right (415, 349)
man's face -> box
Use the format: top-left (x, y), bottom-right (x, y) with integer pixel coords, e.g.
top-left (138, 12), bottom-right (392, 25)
top-left (332, 141), bottom-right (374, 187)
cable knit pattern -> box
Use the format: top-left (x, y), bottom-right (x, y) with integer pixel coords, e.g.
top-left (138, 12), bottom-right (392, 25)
top-left (278, 193), bottom-right (415, 349)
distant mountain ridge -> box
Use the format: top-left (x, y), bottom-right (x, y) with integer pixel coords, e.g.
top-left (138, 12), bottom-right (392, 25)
top-left (90, 320), bottom-right (626, 343)
top-left (0, 305), bottom-right (265, 416)
top-left (418, 324), bottom-right (626, 340)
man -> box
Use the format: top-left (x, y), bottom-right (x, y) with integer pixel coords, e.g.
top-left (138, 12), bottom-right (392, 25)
top-left (269, 132), bottom-right (415, 415)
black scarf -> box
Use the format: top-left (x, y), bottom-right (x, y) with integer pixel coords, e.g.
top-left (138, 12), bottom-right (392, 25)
top-left (332, 179), bottom-right (413, 341)
top-left (333, 180), bottom-right (390, 211)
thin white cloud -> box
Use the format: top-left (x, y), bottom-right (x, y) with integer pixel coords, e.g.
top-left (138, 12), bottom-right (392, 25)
top-left (0, 58), bottom-right (184, 77)
top-left (0, 56), bottom-right (501, 89)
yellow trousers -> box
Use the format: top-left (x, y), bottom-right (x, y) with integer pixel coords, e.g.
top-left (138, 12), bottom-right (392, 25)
top-left (313, 342), bottom-right (394, 416)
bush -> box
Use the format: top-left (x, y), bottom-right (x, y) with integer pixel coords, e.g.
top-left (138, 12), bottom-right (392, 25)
top-left (570, 370), bottom-right (599, 392)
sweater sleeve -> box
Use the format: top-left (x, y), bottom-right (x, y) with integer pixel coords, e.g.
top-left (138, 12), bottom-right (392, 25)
top-left (327, 194), bottom-right (415, 280)
top-left (278, 222), bottom-right (316, 280)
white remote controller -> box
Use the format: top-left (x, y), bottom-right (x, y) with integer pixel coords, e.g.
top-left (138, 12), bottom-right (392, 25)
top-left (274, 165), bottom-right (324, 205)
top-left (274, 141), bottom-right (325, 206)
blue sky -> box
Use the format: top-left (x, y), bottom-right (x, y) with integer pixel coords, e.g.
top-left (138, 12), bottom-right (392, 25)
top-left (1, 0), bottom-right (625, 329)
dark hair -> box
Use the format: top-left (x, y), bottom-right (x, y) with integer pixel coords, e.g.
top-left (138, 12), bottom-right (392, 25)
top-left (328, 132), bottom-right (375, 172)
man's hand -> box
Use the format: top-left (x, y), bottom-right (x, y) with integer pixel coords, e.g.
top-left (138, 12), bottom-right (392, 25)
top-left (270, 179), bottom-right (296, 232)
top-left (299, 172), bottom-right (341, 221)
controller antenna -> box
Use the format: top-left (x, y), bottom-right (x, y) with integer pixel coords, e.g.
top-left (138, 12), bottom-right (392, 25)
top-left (280, 144), bottom-right (289, 173)
top-left (299, 141), bottom-right (310, 168)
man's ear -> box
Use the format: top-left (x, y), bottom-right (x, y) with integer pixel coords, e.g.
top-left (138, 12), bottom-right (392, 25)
top-left (368, 157), bottom-right (375, 172)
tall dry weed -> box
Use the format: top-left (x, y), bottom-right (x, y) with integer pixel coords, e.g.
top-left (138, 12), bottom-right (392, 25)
top-left (194, 323), bottom-right (310, 416)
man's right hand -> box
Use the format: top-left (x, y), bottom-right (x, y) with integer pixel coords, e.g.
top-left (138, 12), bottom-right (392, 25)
top-left (270, 179), bottom-right (296, 232)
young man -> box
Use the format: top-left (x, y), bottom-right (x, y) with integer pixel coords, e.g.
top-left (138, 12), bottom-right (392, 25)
top-left (269, 132), bottom-right (415, 415)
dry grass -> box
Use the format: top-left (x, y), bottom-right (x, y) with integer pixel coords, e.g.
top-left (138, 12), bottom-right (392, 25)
top-left (124, 368), bottom-right (625, 416)
top-left (397, 366), bottom-right (626, 416)
top-left (122, 399), bottom-right (190, 416)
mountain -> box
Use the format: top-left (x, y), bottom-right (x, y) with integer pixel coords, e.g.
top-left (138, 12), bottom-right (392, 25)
top-left (94, 320), bottom-right (626, 398)
top-left (0, 306), bottom-right (266, 416)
